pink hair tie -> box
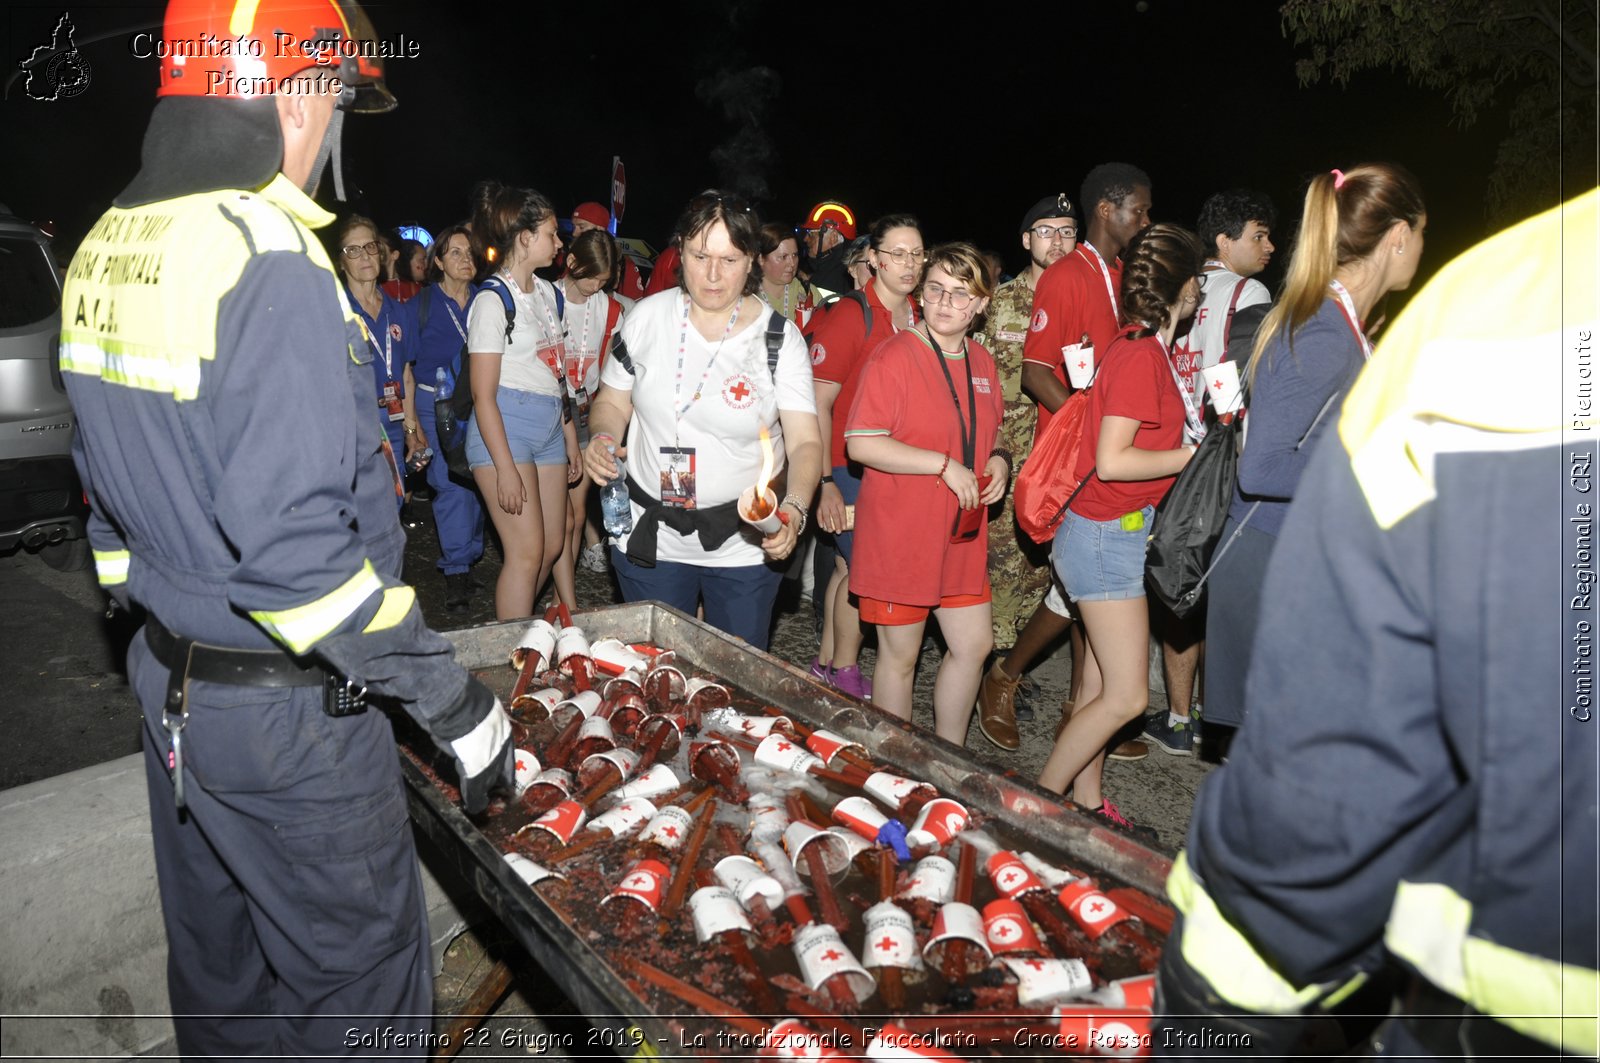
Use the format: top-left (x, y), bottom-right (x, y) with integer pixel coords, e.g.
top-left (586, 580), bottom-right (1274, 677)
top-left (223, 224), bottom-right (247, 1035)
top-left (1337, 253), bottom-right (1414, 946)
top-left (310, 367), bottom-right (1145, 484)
top-left (1331, 168), bottom-right (1347, 189)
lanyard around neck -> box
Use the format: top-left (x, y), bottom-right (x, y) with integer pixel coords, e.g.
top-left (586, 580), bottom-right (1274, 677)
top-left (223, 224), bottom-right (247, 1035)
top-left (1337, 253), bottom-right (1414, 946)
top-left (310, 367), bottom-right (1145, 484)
top-left (914, 326), bottom-right (977, 468)
top-left (1078, 241), bottom-right (1119, 320)
top-left (1327, 280), bottom-right (1375, 362)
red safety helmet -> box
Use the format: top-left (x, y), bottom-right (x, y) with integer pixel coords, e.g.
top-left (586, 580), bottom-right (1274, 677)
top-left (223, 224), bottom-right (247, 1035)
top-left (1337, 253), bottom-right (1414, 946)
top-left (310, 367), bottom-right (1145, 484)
top-left (799, 201), bottom-right (857, 241)
top-left (156, 0), bottom-right (396, 113)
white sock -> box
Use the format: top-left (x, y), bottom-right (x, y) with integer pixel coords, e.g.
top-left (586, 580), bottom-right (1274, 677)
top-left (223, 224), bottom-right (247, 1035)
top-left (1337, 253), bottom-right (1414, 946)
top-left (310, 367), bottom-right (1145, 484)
top-left (1168, 711), bottom-right (1188, 728)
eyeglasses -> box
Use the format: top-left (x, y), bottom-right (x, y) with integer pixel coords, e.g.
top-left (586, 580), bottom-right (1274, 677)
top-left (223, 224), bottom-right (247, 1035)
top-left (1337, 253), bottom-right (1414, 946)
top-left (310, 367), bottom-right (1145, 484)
top-left (876, 248), bottom-right (927, 266)
top-left (1029, 225), bottom-right (1077, 241)
top-left (341, 241), bottom-right (381, 259)
top-left (922, 283), bottom-right (975, 310)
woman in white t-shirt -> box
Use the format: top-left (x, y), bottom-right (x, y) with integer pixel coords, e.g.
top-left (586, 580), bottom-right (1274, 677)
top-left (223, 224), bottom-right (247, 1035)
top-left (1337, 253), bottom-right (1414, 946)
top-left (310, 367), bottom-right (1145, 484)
top-left (465, 183), bottom-right (581, 619)
top-left (550, 228), bottom-right (625, 610)
top-left (581, 192), bottom-right (823, 650)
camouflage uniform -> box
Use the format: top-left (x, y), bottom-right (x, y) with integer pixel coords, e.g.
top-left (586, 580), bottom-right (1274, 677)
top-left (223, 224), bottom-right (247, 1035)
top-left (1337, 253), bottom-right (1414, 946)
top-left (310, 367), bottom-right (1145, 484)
top-left (978, 273), bottom-right (1052, 649)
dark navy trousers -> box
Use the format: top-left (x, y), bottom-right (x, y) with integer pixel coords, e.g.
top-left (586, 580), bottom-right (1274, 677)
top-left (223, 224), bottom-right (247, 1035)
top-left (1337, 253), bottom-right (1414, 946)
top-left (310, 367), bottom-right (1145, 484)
top-left (132, 632), bottom-right (433, 1059)
top-left (414, 387), bottom-right (485, 575)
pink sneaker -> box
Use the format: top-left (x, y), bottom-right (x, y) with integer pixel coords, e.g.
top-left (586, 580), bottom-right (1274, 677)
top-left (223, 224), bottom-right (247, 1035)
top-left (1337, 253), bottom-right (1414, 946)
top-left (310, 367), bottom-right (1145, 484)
top-left (830, 663), bottom-right (873, 701)
top-left (808, 658), bottom-right (832, 682)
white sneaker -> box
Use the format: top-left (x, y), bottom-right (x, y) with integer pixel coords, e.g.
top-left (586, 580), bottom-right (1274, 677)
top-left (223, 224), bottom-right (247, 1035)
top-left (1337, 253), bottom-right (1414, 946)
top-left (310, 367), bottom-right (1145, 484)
top-left (580, 543), bottom-right (609, 573)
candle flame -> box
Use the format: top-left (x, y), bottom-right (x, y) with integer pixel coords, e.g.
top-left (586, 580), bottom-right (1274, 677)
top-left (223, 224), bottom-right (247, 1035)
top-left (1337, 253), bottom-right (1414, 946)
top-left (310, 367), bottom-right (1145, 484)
top-left (756, 426), bottom-right (776, 496)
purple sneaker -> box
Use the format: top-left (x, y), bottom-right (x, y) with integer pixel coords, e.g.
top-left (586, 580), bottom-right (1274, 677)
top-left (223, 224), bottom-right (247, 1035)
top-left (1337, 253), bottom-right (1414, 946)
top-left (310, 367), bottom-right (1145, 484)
top-left (808, 658), bottom-right (832, 683)
top-left (830, 663), bottom-right (873, 701)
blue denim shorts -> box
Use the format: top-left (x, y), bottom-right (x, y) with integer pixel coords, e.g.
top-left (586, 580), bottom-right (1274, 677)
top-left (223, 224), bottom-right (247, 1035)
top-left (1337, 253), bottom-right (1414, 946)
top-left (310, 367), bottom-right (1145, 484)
top-left (466, 387), bottom-right (567, 468)
top-left (1051, 504), bottom-right (1153, 602)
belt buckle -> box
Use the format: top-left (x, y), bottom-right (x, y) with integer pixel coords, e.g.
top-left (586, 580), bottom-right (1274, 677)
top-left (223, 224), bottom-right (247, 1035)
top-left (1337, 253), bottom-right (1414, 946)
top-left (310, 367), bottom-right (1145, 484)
top-left (323, 674), bottom-right (368, 717)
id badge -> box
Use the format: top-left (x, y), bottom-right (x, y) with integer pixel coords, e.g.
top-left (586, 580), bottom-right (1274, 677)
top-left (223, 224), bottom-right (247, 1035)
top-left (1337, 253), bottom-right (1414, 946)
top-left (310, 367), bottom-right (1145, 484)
top-left (659, 447), bottom-right (697, 510)
top-left (380, 379), bottom-right (405, 421)
top-left (573, 385), bottom-right (591, 431)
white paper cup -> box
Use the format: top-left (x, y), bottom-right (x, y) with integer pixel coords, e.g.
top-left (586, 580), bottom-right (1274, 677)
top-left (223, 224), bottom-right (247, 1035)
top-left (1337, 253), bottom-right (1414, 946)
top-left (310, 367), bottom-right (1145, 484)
top-left (587, 796), bottom-right (656, 837)
top-left (553, 625), bottom-right (590, 670)
top-left (999, 956), bottom-right (1094, 1006)
top-left (511, 619), bottom-right (557, 669)
top-left (575, 714), bottom-right (616, 746)
top-left (783, 820), bottom-right (853, 879)
top-left (922, 902), bottom-right (991, 966)
top-left (1019, 850), bottom-right (1076, 890)
top-left (1058, 879), bottom-right (1132, 938)
top-left (832, 795), bottom-right (890, 841)
top-left (503, 853), bottom-right (563, 887)
top-left (828, 827), bottom-right (873, 862)
top-left (1063, 341), bottom-right (1095, 389)
top-left (906, 798), bottom-right (968, 849)
top-left (527, 767), bottom-right (572, 798)
top-left (688, 884), bottom-right (753, 942)
top-left (746, 792), bottom-right (790, 843)
top-left (738, 485), bottom-right (784, 534)
top-left (805, 728), bottom-right (866, 766)
top-left (1199, 360), bottom-right (1243, 415)
top-left (603, 858), bottom-right (670, 913)
top-left (512, 749), bottom-right (542, 796)
top-left (556, 689), bottom-right (604, 718)
top-left (579, 746), bottom-right (640, 785)
top-left (861, 900), bottom-right (924, 972)
top-left (987, 849), bottom-right (1047, 899)
top-left (608, 763), bottom-right (679, 803)
top-left (511, 687), bottom-right (563, 714)
top-left (713, 854), bottom-right (785, 912)
top-left (863, 771), bottom-right (930, 809)
top-left (526, 799), bottom-right (587, 844)
top-left (639, 804), bottom-right (696, 851)
top-left (754, 732), bottom-right (823, 775)
top-left (983, 898), bottom-right (1045, 956)
top-left (590, 637), bottom-right (650, 676)
top-left (896, 855), bottom-right (956, 904)
top-left (792, 923), bottom-right (875, 1003)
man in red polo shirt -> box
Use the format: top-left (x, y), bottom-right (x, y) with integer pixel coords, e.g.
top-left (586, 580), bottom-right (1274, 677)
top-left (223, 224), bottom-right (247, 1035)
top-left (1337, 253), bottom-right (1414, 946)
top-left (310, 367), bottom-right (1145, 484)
top-left (978, 163), bottom-right (1154, 762)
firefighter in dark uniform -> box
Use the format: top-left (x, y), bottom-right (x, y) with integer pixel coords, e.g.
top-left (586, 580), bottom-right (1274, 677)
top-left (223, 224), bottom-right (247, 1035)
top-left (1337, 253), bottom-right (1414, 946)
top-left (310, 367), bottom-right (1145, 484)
top-left (1152, 189), bottom-right (1599, 1057)
top-left (59, 1), bottom-right (514, 1055)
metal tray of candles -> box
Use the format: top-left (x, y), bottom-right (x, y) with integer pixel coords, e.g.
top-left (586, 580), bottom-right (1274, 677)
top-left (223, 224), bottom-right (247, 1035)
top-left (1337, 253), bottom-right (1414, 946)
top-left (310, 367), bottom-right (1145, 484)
top-left (400, 602), bottom-right (1176, 1058)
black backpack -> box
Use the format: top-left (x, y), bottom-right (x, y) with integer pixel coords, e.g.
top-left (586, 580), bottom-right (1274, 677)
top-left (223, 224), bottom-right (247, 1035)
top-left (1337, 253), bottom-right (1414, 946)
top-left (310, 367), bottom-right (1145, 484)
top-left (429, 277), bottom-right (564, 478)
top-left (802, 289), bottom-right (872, 346)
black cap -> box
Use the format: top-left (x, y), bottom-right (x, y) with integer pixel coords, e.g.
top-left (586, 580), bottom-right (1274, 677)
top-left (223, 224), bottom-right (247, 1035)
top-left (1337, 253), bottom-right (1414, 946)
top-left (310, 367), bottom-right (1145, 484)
top-left (1021, 193), bottom-right (1078, 233)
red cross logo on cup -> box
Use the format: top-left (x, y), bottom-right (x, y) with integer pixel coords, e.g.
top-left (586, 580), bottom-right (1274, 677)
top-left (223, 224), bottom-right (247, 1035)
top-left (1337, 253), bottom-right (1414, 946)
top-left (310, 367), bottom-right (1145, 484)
top-left (821, 949), bottom-right (843, 963)
top-left (875, 936), bottom-right (897, 952)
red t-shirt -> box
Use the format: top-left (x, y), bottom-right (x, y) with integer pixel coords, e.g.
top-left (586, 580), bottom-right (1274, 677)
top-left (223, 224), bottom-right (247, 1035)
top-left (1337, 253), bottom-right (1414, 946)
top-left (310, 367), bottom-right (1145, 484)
top-left (1069, 330), bottom-right (1185, 521)
top-left (844, 330), bottom-right (1003, 606)
top-left (809, 283), bottom-right (915, 468)
top-left (1021, 242), bottom-right (1121, 438)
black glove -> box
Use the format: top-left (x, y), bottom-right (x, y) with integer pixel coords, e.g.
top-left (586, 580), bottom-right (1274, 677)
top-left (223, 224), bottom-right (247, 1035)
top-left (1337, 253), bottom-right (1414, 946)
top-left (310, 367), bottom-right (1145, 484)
top-left (444, 677), bottom-right (514, 815)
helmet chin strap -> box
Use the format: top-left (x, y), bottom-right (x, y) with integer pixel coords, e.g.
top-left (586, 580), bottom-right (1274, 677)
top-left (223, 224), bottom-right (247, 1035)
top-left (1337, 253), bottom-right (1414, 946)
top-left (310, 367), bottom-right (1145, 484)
top-left (305, 106), bottom-right (347, 200)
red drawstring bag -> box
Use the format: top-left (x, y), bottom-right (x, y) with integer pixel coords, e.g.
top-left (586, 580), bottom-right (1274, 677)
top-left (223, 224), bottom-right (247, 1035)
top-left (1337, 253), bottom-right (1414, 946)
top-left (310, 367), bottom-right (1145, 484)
top-left (1013, 367), bottom-right (1098, 544)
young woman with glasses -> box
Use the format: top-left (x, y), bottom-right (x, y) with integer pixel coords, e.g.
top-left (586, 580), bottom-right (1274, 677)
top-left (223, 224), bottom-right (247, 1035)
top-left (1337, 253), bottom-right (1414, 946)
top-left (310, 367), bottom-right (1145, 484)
top-left (1037, 223), bottom-right (1205, 831)
top-left (809, 213), bottom-right (925, 699)
top-left (466, 182), bottom-right (581, 620)
top-left (335, 214), bottom-right (421, 508)
top-left (844, 243), bottom-right (1008, 743)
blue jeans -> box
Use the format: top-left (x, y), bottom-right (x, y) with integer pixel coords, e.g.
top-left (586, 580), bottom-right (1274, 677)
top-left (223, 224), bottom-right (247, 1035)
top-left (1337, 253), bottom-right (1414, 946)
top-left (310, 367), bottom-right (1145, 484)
top-left (1052, 504), bottom-right (1154, 602)
top-left (416, 387), bottom-right (485, 574)
top-left (610, 547), bottom-right (784, 650)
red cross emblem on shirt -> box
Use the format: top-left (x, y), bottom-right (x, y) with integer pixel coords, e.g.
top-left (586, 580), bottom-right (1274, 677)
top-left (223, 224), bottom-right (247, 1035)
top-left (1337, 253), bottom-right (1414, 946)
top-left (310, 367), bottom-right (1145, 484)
top-left (727, 380), bottom-right (751, 402)
top-left (820, 949), bottom-right (843, 962)
top-left (874, 935), bottom-right (897, 953)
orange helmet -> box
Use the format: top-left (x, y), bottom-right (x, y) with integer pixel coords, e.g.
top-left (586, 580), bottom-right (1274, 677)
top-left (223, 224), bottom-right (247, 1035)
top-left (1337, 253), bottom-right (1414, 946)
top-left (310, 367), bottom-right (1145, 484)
top-left (799, 201), bottom-right (857, 241)
top-left (156, 0), bottom-right (396, 113)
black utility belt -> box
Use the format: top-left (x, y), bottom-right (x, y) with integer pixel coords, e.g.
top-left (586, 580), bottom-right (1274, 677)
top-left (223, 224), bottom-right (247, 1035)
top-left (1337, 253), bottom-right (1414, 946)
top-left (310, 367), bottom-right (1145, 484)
top-left (144, 616), bottom-right (367, 716)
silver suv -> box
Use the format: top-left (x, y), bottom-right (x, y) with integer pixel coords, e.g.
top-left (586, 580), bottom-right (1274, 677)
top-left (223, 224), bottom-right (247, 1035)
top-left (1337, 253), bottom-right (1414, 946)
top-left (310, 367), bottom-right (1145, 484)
top-left (0, 208), bottom-right (88, 570)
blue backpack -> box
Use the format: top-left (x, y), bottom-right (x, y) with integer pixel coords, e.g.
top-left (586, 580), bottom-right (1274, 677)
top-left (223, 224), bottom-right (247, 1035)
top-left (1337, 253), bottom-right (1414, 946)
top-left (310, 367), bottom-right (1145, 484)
top-left (432, 276), bottom-right (564, 478)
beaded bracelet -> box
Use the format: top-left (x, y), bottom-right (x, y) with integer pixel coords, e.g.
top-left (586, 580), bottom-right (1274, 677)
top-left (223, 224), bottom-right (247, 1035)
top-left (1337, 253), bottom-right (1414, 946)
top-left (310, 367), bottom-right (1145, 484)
top-left (937, 453), bottom-right (950, 477)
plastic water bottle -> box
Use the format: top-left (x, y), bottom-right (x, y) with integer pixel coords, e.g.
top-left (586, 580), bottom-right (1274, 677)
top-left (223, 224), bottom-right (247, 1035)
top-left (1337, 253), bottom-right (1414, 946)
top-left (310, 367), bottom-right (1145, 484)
top-left (600, 446), bottom-right (632, 537)
top-left (434, 367), bottom-right (461, 451)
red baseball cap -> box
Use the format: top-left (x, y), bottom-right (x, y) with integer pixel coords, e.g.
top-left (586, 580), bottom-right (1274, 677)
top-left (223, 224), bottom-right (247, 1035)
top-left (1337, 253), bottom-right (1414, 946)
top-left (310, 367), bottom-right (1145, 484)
top-left (572, 202), bottom-right (611, 229)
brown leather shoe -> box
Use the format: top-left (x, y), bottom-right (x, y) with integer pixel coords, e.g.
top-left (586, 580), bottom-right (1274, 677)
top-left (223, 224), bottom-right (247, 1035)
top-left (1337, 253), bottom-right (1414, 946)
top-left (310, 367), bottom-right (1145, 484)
top-left (1107, 738), bottom-right (1150, 761)
top-left (976, 659), bottom-right (1021, 751)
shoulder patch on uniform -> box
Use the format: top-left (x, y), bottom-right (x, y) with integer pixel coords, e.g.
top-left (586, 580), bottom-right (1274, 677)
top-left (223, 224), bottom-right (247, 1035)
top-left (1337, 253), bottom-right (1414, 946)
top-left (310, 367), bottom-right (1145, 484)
top-left (1031, 308), bottom-right (1048, 332)
top-left (810, 342), bottom-right (827, 366)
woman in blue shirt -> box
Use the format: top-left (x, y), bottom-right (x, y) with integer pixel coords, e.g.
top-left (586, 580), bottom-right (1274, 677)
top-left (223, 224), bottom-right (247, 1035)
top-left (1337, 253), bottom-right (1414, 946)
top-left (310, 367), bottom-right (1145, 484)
top-left (411, 224), bottom-right (487, 610)
top-left (1206, 163), bottom-right (1426, 732)
top-left (336, 214), bottom-right (419, 508)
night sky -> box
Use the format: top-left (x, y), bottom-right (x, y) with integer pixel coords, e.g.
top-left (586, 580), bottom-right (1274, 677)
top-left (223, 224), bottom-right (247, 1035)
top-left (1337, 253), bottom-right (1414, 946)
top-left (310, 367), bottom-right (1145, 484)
top-left (4, 1), bottom-right (1536, 300)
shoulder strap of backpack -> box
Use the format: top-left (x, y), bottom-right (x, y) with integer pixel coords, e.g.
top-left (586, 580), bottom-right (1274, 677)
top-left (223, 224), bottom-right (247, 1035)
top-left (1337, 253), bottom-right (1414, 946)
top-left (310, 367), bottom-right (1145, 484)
top-left (479, 275), bottom-right (517, 344)
top-left (610, 332), bottom-right (635, 376)
top-left (843, 289), bottom-right (872, 337)
top-left (1220, 278), bottom-right (1249, 359)
top-left (764, 309), bottom-right (786, 380)
top-left (417, 284), bottom-right (433, 334)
